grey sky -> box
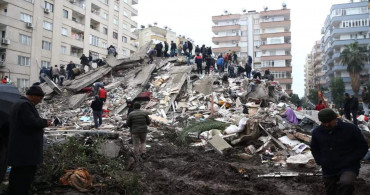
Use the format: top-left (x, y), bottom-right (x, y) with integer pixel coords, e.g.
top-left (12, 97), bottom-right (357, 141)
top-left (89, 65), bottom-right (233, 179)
top-left (135, 0), bottom-right (350, 97)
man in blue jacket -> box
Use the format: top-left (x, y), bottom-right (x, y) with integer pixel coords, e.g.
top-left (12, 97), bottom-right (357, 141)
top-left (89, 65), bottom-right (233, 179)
top-left (310, 108), bottom-right (368, 195)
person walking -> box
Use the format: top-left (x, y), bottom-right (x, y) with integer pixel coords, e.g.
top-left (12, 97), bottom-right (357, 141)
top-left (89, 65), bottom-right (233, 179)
top-left (147, 48), bottom-right (156, 64)
top-left (163, 41), bottom-right (169, 57)
top-left (91, 96), bottom-right (103, 129)
top-left (59, 65), bottom-right (67, 86)
top-left (98, 86), bottom-right (107, 102)
top-left (66, 61), bottom-right (76, 80)
top-left (51, 65), bottom-right (60, 84)
top-left (8, 85), bottom-right (51, 194)
top-left (126, 103), bottom-right (151, 159)
top-left (245, 63), bottom-right (252, 78)
top-left (361, 87), bottom-right (369, 116)
top-left (310, 108), bottom-right (368, 195)
top-left (350, 95), bottom-right (359, 126)
top-left (195, 54), bottom-right (203, 75)
top-left (216, 55), bottom-right (224, 74)
top-left (344, 93), bottom-right (352, 120)
top-left (88, 52), bottom-right (93, 70)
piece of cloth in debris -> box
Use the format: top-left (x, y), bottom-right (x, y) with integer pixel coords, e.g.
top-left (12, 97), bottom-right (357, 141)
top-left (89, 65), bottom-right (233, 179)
top-left (60, 168), bottom-right (93, 192)
top-left (285, 108), bottom-right (298, 125)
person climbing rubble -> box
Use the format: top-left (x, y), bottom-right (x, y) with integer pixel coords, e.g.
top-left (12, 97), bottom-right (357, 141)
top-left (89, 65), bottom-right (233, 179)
top-left (93, 81), bottom-right (104, 96)
top-left (310, 108), bottom-right (368, 195)
top-left (91, 96), bottom-right (103, 129)
top-left (195, 54), bottom-right (203, 74)
top-left (126, 103), bottom-right (151, 159)
top-left (98, 86), bottom-right (107, 102)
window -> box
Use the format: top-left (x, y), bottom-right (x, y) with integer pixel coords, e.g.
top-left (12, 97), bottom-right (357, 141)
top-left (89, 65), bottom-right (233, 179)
top-left (123, 23), bottom-right (128, 30)
top-left (102, 42), bottom-right (107, 48)
top-left (123, 10), bottom-right (128, 17)
top-left (17, 56), bottom-right (30, 66)
top-left (113, 18), bottom-right (118, 25)
top-left (122, 36), bottom-right (127, 43)
top-left (20, 13), bottom-right (32, 23)
top-left (41, 60), bottom-right (51, 68)
top-left (101, 0), bottom-right (108, 4)
top-left (24, 0), bottom-right (33, 3)
top-left (103, 27), bottom-right (108, 35)
top-left (61, 27), bottom-right (68, 36)
top-left (42, 40), bottom-right (52, 50)
top-left (122, 49), bottom-right (127, 57)
top-left (114, 4), bottom-right (119, 11)
top-left (254, 19), bottom-right (260, 24)
top-left (19, 34), bottom-right (31, 45)
top-left (43, 21), bottom-right (53, 31)
top-left (63, 9), bottom-right (68, 18)
top-left (44, 1), bottom-right (54, 12)
top-left (89, 35), bottom-right (99, 46)
top-left (61, 46), bottom-right (67, 54)
top-left (254, 29), bottom-right (260, 34)
top-left (103, 13), bottom-right (108, 19)
top-left (253, 40), bottom-right (260, 47)
top-left (17, 78), bottom-right (30, 90)
top-left (89, 51), bottom-right (99, 60)
top-left (113, 32), bottom-right (118, 39)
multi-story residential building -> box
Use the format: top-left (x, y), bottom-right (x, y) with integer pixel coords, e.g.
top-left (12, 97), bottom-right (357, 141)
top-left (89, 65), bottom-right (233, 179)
top-left (312, 40), bottom-right (324, 88)
top-left (321, 0), bottom-right (369, 100)
top-left (135, 25), bottom-right (179, 48)
top-left (0, 0), bottom-right (138, 90)
top-left (304, 54), bottom-right (313, 97)
top-left (212, 5), bottom-right (293, 94)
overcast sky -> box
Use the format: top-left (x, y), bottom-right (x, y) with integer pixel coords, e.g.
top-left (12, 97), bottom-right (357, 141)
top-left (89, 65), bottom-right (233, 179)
top-left (135, 0), bottom-right (351, 97)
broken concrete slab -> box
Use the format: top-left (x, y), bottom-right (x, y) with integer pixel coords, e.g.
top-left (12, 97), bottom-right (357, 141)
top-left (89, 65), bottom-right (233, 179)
top-left (65, 66), bottom-right (112, 92)
top-left (41, 73), bottom-right (62, 94)
top-left (97, 140), bottom-right (121, 158)
top-left (40, 82), bottom-right (53, 95)
top-left (208, 134), bottom-right (232, 155)
top-left (68, 93), bottom-right (88, 109)
top-left (193, 77), bottom-right (213, 95)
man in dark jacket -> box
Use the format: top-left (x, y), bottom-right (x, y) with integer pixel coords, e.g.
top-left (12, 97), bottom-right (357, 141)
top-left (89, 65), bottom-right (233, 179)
top-left (344, 93), bottom-right (351, 120)
top-left (91, 96), bottom-right (103, 129)
top-left (310, 108), bottom-right (368, 195)
top-left (155, 42), bottom-right (163, 57)
top-left (195, 54), bottom-right (203, 74)
top-left (8, 85), bottom-right (51, 194)
top-left (205, 56), bottom-right (213, 74)
top-left (147, 48), bottom-right (156, 64)
top-left (188, 41), bottom-right (193, 55)
top-left (361, 87), bottom-right (369, 116)
top-left (126, 103), bottom-right (151, 158)
top-left (245, 63), bottom-right (252, 78)
top-left (350, 95), bottom-right (359, 126)
top-left (80, 54), bottom-right (89, 73)
top-left (66, 61), bottom-right (76, 80)
top-left (164, 41), bottom-right (169, 57)
top-left (170, 41), bottom-right (177, 57)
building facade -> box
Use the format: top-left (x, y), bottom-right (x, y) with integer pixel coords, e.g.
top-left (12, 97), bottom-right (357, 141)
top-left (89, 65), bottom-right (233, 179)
top-left (212, 5), bottom-right (293, 94)
top-left (312, 40), bottom-right (324, 89)
top-left (304, 54), bottom-right (313, 97)
top-left (321, 0), bottom-right (369, 100)
top-left (0, 0), bottom-right (138, 89)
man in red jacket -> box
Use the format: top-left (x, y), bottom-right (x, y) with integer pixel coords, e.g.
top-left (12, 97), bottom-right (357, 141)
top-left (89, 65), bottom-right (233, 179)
top-left (315, 101), bottom-right (326, 111)
top-left (98, 86), bottom-right (107, 102)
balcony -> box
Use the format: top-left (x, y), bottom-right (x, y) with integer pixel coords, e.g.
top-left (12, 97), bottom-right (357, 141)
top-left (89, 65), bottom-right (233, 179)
top-left (332, 26), bottom-right (369, 36)
top-left (332, 52), bottom-right (340, 60)
top-left (69, 0), bottom-right (86, 14)
top-left (260, 43), bottom-right (291, 50)
top-left (275, 78), bottom-right (293, 84)
top-left (212, 25), bottom-right (241, 33)
top-left (261, 55), bottom-right (292, 61)
top-left (331, 13), bottom-right (369, 26)
top-left (332, 38), bottom-right (370, 47)
top-left (260, 31), bottom-right (290, 38)
top-left (213, 46), bottom-right (241, 53)
top-left (260, 9), bottom-right (290, 16)
top-left (124, 4), bottom-right (138, 16)
top-left (212, 36), bottom-right (240, 43)
top-left (260, 20), bottom-right (291, 28)
top-left (212, 14), bottom-right (241, 23)
top-left (260, 66), bottom-right (292, 72)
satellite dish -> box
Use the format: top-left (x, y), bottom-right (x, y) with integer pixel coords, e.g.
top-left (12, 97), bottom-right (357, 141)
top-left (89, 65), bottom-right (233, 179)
top-left (282, 3), bottom-right (287, 9)
top-left (263, 6), bottom-right (268, 11)
top-left (182, 35), bottom-right (185, 38)
top-left (148, 24), bottom-right (152, 27)
top-left (242, 9), bottom-right (246, 13)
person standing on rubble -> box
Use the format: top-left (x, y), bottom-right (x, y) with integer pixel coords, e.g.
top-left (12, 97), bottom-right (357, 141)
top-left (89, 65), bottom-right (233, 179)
top-left (315, 100), bottom-right (326, 111)
top-left (310, 108), bottom-right (368, 195)
top-left (51, 65), bottom-right (60, 84)
top-left (188, 41), bottom-right (193, 55)
top-left (170, 41), bottom-right (177, 57)
top-left (195, 45), bottom-right (201, 56)
top-left (155, 42), bottom-right (163, 57)
top-left (205, 55), bottom-right (212, 74)
top-left (233, 52), bottom-right (238, 64)
top-left (195, 54), bottom-right (203, 75)
top-left (177, 43), bottom-right (183, 56)
top-left (59, 65), bottom-right (67, 86)
top-left (80, 54), bottom-right (89, 73)
top-left (216, 55), bottom-right (224, 74)
top-left (344, 93), bottom-right (352, 120)
top-left (8, 85), bottom-right (51, 194)
top-left (66, 61), bottom-right (76, 80)
top-left (91, 96), bottom-right (103, 129)
top-left (147, 48), bottom-right (156, 64)
top-left (164, 41), bottom-right (169, 57)
top-left (93, 81), bottom-right (104, 96)
top-left (98, 86), bottom-right (107, 102)
top-left (350, 95), bottom-right (359, 126)
top-left (126, 102), bottom-right (151, 159)
top-left (245, 62), bottom-right (252, 78)
top-left (223, 53), bottom-right (229, 71)
top-left (361, 87), bottom-right (370, 116)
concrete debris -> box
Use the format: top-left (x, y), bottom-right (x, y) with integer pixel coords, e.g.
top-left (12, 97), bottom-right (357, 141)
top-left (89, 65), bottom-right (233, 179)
top-left (68, 93), bottom-right (88, 109)
top-left (208, 134), bottom-right (232, 154)
top-left (65, 66), bottom-right (112, 92)
top-left (41, 73), bottom-right (62, 94)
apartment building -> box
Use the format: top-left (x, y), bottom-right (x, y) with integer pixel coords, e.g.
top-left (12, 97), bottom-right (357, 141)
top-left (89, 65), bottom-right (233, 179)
top-left (212, 5), bottom-right (293, 94)
top-left (0, 0), bottom-right (138, 90)
top-left (304, 54), bottom-right (313, 97)
top-left (135, 25), bottom-right (188, 49)
top-left (311, 40), bottom-right (324, 89)
top-left (321, 0), bottom-right (369, 100)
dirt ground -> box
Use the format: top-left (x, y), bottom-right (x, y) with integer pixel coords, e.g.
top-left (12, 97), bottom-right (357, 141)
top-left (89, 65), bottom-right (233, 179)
top-left (126, 128), bottom-right (370, 195)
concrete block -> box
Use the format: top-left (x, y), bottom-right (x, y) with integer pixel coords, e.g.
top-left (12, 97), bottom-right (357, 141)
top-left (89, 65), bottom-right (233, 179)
top-left (98, 140), bottom-right (121, 158)
top-left (208, 134), bottom-right (232, 154)
top-left (68, 93), bottom-right (88, 109)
